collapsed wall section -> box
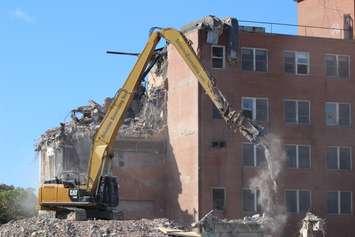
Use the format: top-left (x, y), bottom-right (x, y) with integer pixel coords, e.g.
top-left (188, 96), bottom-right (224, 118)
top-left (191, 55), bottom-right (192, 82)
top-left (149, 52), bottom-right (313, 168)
top-left (36, 61), bottom-right (168, 218)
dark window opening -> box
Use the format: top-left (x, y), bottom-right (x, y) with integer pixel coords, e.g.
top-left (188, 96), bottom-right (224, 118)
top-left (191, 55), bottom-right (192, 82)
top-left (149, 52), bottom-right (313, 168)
top-left (339, 103), bottom-right (351, 127)
top-left (327, 146), bottom-right (351, 170)
top-left (325, 55), bottom-right (337, 77)
top-left (241, 48), bottom-right (267, 72)
top-left (255, 49), bottom-right (267, 72)
top-left (327, 191), bottom-right (352, 214)
top-left (327, 192), bottom-right (338, 214)
top-left (286, 190), bottom-right (311, 213)
top-left (211, 46), bottom-right (225, 69)
top-left (211, 141), bottom-right (226, 149)
top-left (242, 143), bottom-right (254, 166)
top-left (286, 190), bottom-right (297, 213)
top-left (285, 101), bottom-right (297, 123)
top-left (242, 143), bottom-right (265, 167)
top-left (298, 145), bottom-right (311, 169)
top-left (241, 48), bottom-right (254, 71)
top-left (325, 54), bottom-right (350, 79)
top-left (284, 100), bottom-right (310, 124)
top-left (299, 190), bottom-right (311, 212)
top-left (286, 145), bottom-right (297, 168)
top-left (327, 147), bottom-right (338, 169)
top-left (284, 51), bottom-right (295, 74)
top-left (213, 188), bottom-right (225, 211)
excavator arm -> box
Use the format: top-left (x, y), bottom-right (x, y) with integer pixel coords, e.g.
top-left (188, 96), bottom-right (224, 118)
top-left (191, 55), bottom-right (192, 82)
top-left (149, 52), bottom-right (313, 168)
top-left (86, 28), bottom-right (264, 194)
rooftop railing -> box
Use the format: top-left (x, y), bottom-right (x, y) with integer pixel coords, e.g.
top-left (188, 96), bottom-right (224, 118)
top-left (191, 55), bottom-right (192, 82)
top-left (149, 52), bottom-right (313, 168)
top-left (239, 20), bottom-right (353, 40)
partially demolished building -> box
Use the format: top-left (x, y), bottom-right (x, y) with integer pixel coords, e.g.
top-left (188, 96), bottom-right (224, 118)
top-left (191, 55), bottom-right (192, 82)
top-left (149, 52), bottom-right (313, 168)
top-left (38, 1), bottom-right (355, 236)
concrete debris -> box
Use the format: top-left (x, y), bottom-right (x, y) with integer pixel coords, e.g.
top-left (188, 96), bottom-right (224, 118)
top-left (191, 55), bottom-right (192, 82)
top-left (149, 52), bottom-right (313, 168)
top-left (119, 81), bottom-right (167, 138)
top-left (71, 100), bottom-right (105, 126)
top-left (194, 211), bottom-right (264, 237)
top-left (0, 217), bottom-right (176, 237)
top-left (181, 15), bottom-right (224, 44)
top-left (181, 15), bottom-right (239, 63)
top-left (299, 212), bottom-right (326, 237)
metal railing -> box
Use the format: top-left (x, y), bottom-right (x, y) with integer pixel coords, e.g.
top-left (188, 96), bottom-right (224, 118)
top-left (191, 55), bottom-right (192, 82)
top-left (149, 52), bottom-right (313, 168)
top-left (239, 20), bottom-right (352, 39)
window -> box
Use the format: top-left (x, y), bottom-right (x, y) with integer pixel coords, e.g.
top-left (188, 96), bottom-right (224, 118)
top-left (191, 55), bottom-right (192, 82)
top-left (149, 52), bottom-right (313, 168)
top-left (325, 102), bottom-right (351, 127)
top-left (241, 97), bottom-right (268, 122)
top-left (212, 105), bottom-right (222, 119)
top-left (242, 143), bottom-right (266, 167)
top-left (212, 188), bottom-right (225, 211)
top-left (211, 140), bottom-right (226, 149)
top-left (285, 145), bottom-right (311, 169)
top-left (326, 146), bottom-right (352, 170)
top-left (327, 191), bottom-right (352, 214)
top-left (242, 189), bottom-right (261, 212)
top-left (211, 45), bottom-right (225, 69)
top-left (284, 51), bottom-right (310, 75)
top-left (284, 100), bottom-right (310, 124)
top-left (285, 190), bottom-right (311, 213)
top-left (325, 54), bottom-right (350, 79)
top-left (241, 48), bottom-right (268, 72)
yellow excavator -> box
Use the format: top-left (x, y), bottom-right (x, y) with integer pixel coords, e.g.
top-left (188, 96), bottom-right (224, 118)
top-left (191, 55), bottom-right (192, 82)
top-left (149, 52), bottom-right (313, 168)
top-left (38, 27), bottom-right (264, 220)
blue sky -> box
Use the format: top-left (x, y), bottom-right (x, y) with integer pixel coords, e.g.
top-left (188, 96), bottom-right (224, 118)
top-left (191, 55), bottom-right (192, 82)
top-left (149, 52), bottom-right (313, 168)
top-left (0, 1), bottom-right (297, 188)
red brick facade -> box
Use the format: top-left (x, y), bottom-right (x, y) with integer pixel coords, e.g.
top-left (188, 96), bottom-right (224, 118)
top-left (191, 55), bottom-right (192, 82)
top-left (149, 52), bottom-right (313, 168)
top-left (165, 26), bottom-right (355, 235)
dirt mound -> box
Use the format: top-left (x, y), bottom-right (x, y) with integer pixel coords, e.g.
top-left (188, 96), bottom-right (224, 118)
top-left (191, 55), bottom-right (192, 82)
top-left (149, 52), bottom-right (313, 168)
top-left (0, 217), bottom-right (173, 237)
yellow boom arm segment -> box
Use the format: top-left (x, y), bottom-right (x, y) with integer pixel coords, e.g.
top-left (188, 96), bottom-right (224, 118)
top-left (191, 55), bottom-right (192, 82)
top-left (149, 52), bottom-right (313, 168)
top-left (86, 28), bottom-right (263, 193)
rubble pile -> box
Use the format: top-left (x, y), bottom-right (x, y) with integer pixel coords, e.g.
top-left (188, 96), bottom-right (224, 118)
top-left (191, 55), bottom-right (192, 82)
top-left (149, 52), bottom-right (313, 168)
top-left (299, 212), bottom-right (326, 237)
top-left (191, 211), bottom-right (264, 236)
top-left (119, 53), bottom-right (168, 137)
top-left (36, 100), bottom-right (105, 151)
top-left (0, 217), bottom-right (175, 237)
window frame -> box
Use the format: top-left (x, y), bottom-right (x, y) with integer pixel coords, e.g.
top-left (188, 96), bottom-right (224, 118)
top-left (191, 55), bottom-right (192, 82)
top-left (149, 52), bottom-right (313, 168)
top-left (326, 146), bottom-right (352, 171)
top-left (211, 45), bottom-right (225, 69)
top-left (284, 99), bottom-right (311, 125)
top-left (242, 188), bottom-right (260, 213)
top-left (284, 50), bottom-right (310, 76)
top-left (241, 142), bottom-right (265, 167)
top-left (212, 187), bottom-right (226, 211)
top-left (241, 47), bottom-right (268, 72)
top-left (241, 97), bottom-right (269, 122)
top-left (325, 54), bottom-right (350, 79)
top-left (327, 191), bottom-right (353, 215)
top-left (325, 102), bottom-right (351, 127)
top-left (285, 144), bottom-right (312, 169)
top-left (285, 189), bottom-right (312, 213)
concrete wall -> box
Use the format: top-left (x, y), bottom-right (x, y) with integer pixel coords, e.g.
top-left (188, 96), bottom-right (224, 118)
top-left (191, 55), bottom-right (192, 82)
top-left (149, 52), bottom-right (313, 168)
top-left (112, 138), bottom-right (166, 219)
top-left (297, 0), bottom-right (355, 39)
